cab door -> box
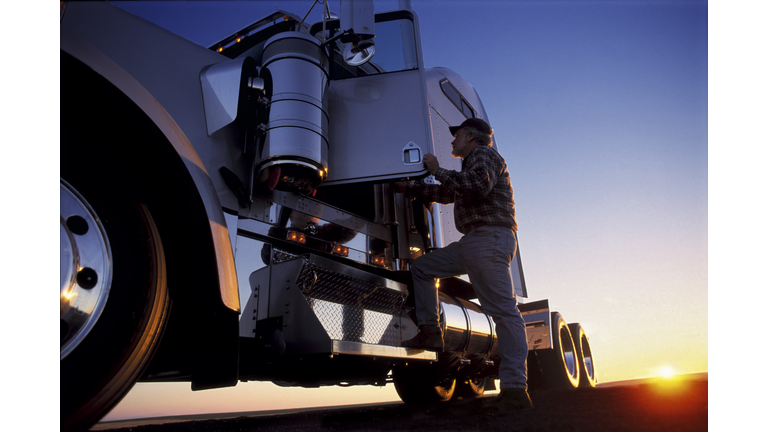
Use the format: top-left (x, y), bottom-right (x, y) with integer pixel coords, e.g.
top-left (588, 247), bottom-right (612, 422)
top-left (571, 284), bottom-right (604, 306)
top-left (317, 11), bottom-right (433, 185)
top-left (423, 68), bottom-right (528, 298)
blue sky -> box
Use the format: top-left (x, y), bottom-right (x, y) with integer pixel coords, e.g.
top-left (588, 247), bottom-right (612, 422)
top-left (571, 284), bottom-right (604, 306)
top-left (48, 0), bottom-right (727, 422)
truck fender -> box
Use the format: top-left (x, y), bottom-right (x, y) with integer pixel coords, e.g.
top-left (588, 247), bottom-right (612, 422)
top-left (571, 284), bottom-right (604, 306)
top-left (61, 29), bottom-right (240, 313)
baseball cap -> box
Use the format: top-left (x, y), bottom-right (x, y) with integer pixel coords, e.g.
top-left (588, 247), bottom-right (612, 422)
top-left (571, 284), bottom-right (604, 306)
top-left (449, 118), bottom-right (492, 137)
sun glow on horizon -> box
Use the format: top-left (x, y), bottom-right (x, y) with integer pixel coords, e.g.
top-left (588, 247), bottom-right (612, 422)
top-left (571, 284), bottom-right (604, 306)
top-left (660, 366), bottom-right (675, 378)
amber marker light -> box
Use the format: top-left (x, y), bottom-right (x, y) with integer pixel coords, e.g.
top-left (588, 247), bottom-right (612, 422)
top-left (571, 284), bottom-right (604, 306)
top-left (371, 256), bottom-right (386, 267)
top-left (332, 244), bottom-right (349, 257)
top-left (286, 230), bottom-right (306, 244)
top-left (435, 278), bottom-right (441, 289)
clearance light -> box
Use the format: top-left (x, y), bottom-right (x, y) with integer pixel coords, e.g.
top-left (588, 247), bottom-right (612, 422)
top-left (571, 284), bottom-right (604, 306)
top-left (435, 279), bottom-right (441, 289)
top-left (371, 256), bottom-right (387, 267)
top-left (216, 46), bottom-right (224, 53)
top-left (286, 230), bottom-right (306, 244)
top-left (332, 245), bottom-right (349, 257)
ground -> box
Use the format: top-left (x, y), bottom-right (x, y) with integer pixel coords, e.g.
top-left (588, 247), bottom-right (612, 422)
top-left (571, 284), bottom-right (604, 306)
top-left (92, 374), bottom-right (707, 432)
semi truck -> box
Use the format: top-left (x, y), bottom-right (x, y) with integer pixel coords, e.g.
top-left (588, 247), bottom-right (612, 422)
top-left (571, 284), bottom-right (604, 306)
top-left (60, 1), bottom-right (597, 430)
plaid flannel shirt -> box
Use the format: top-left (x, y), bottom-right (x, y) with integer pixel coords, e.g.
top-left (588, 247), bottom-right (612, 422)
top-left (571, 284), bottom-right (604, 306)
top-left (410, 146), bottom-right (517, 234)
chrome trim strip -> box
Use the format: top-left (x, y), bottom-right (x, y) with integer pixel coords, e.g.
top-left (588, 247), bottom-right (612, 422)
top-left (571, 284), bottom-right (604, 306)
top-left (430, 202), bottom-right (444, 248)
top-left (331, 340), bottom-right (437, 361)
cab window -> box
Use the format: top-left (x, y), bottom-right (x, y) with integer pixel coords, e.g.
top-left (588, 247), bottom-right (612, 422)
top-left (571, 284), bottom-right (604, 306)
top-left (440, 79), bottom-right (475, 118)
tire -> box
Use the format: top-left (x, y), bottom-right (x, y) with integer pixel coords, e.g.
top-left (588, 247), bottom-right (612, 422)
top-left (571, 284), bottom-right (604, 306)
top-left (455, 376), bottom-right (487, 399)
top-left (392, 368), bottom-right (456, 404)
top-left (529, 312), bottom-right (579, 390)
top-left (60, 179), bottom-right (170, 432)
top-left (568, 323), bottom-right (597, 388)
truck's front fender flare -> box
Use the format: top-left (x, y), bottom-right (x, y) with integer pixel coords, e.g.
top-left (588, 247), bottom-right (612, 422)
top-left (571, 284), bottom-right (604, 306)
top-left (61, 29), bottom-right (240, 313)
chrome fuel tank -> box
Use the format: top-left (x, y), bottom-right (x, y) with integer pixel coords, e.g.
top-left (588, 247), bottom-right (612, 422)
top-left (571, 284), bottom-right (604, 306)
top-left (440, 292), bottom-right (499, 358)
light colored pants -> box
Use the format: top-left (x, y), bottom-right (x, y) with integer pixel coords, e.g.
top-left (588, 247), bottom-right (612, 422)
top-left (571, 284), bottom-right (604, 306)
top-left (411, 225), bottom-right (528, 389)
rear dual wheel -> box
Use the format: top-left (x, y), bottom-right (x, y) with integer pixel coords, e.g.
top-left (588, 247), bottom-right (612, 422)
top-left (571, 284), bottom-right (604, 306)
top-left (60, 179), bottom-right (169, 431)
top-left (393, 372), bottom-right (491, 403)
top-left (392, 368), bottom-right (456, 403)
top-left (568, 323), bottom-right (597, 388)
top-left (528, 312), bottom-right (580, 390)
top-left (455, 376), bottom-right (488, 399)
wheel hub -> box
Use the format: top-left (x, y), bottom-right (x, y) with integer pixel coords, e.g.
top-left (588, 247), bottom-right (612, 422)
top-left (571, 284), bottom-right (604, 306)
top-left (60, 179), bottom-right (113, 360)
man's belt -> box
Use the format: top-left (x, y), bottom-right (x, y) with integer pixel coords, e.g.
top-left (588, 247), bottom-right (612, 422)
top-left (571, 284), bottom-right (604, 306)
top-left (464, 221), bottom-right (514, 233)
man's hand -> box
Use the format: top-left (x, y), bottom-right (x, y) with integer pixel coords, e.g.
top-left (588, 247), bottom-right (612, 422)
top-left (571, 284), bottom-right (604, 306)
top-left (423, 153), bottom-right (439, 175)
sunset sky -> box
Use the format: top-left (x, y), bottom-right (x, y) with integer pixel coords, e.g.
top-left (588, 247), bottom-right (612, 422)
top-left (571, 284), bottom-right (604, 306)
top-left (60, 0), bottom-right (714, 422)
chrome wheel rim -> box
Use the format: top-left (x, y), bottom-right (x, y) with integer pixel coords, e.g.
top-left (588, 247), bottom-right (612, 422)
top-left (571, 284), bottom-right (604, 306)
top-left (560, 326), bottom-right (578, 380)
top-left (60, 179), bottom-right (113, 360)
top-left (581, 334), bottom-right (595, 380)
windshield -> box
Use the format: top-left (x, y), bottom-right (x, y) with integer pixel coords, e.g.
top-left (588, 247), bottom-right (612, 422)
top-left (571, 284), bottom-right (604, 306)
top-left (312, 13), bottom-right (419, 79)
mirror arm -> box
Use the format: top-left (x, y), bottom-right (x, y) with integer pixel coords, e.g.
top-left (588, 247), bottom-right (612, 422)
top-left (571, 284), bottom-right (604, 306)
top-left (320, 29), bottom-right (355, 47)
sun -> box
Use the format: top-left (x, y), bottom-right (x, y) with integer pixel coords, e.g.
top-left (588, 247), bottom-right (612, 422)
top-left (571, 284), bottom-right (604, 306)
top-left (660, 366), bottom-right (675, 378)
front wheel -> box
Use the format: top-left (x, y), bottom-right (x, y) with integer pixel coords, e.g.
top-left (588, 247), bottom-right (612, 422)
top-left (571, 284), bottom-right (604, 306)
top-left (60, 179), bottom-right (170, 431)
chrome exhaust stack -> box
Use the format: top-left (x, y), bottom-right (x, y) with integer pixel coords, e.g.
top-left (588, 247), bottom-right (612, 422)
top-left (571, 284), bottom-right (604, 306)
top-left (256, 32), bottom-right (330, 194)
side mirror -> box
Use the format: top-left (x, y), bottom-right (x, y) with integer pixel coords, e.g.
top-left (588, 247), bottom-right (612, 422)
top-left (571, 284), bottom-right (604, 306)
top-left (343, 39), bottom-right (376, 66)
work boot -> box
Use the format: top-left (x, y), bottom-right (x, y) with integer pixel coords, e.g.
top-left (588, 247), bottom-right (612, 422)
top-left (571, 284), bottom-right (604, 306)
top-left (401, 325), bottom-right (444, 351)
top-left (482, 388), bottom-right (532, 412)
